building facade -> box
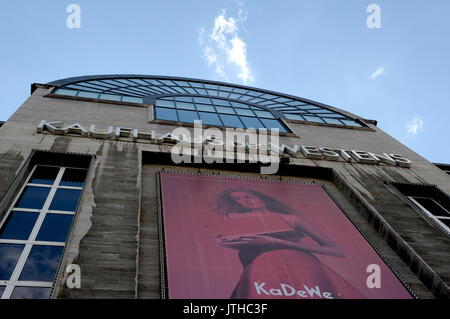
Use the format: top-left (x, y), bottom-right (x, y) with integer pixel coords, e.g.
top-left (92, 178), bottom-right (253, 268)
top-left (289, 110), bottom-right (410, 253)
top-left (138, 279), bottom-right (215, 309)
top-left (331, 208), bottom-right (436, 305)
top-left (0, 75), bottom-right (448, 299)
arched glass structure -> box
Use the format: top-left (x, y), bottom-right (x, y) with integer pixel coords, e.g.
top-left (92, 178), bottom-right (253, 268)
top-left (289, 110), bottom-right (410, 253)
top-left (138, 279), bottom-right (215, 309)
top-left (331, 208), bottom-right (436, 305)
top-left (48, 75), bottom-right (366, 131)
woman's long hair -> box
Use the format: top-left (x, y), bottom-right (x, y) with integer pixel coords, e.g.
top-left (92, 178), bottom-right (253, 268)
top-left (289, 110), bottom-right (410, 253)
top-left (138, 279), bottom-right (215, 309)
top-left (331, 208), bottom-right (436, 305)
top-left (214, 189), bottom-right (293, 218)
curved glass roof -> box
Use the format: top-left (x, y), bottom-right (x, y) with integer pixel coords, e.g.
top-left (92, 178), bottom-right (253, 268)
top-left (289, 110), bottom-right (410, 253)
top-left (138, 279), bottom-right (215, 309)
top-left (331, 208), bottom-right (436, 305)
top-left (48, 75), bottom-right (365, 129)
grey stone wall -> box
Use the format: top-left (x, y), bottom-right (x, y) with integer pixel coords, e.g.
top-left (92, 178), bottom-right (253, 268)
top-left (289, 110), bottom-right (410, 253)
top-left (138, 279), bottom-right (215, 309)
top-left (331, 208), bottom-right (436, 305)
top-left (0, 86), bottom-right (448, 299)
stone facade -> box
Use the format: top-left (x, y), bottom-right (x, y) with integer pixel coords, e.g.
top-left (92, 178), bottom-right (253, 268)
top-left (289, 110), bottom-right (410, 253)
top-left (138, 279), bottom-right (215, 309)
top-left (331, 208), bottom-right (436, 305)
top-left (0, 81), bottom-right (448, 299)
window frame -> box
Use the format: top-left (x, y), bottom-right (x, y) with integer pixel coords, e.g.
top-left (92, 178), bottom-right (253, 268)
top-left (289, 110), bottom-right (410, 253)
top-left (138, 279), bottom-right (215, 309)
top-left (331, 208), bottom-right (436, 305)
top-left (408, 196), bottom-right (450, 233)
top-left (0, 164), bottom-right (86, 299)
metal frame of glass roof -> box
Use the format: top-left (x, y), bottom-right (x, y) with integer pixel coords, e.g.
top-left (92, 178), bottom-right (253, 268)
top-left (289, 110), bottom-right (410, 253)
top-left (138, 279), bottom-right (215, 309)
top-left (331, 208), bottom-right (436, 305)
top-left (47, 74), bottom-right (366, 128)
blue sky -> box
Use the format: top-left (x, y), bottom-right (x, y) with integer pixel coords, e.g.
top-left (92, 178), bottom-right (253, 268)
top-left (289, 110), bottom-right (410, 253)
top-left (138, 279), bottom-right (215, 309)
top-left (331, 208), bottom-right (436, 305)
top-left (0, 0), bottom-right (448, 163)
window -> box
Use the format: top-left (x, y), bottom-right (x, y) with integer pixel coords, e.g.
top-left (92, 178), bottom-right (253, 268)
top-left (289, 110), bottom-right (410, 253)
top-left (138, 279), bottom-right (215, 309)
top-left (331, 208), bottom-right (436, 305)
top-left (0, 165), bottom-right (87, 299)
top-left (50, 76), bottom-right (365, 128)
top-left (408, 197), bottom-right (450, 230)
top-left (154, 96), bottom-right (289, 132)
top-left (389, 182), bottom-right (450, 237)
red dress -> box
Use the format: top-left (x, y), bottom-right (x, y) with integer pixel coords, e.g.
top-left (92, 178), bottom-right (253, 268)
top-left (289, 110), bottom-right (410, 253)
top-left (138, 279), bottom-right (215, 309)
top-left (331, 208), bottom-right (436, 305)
top-left (228, 215), bottom-right (365, 299)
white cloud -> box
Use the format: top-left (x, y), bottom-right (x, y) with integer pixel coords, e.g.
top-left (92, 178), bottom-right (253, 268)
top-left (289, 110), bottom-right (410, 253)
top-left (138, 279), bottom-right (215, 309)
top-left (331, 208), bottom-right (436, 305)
top-left (370, 66), bottom-right (386, 80)
top-left (407, 117), bottom-right (424, 137)
top-left (199, 9), bottom-right (254, 85)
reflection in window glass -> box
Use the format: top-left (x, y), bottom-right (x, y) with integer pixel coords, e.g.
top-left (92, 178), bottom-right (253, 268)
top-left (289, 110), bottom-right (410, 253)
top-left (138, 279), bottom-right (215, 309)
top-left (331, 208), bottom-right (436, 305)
top-left (303, 116), bottom-right (324, 123)
top-left (122, 96), bottom-right (143, 104)
top-left (196, 104), bottom-right (215, 112)
top-left (49, 189), bottom-right (81, 212)
top-left (193, 97), bottom-right (211, 104)
top-left (156, 100), bottom-right (175, 108)
top-left (19, 245), bottom-right (64, 282)
top-left (216, 106), bottom-right (235, 114)
top-left (30, 166), bottom-right (59, 185)
top-left (219, 115), bottom-right (244, 128)
top-left (323, 118), bottom-right (344, 125)
top-left (178, 110), bottom-right (199, 123)
top-left (0, 286), bottom-right (5, 297)
top-left (99, 94), bottom-right (122, 101)
top-left (54, 89), bottom-right (77, 96)
top-left (341, 119), bottom-right (361, 126)
top-left (211, 99), bottom-right (230, 106)
top-left (0, 212), bottom-right (39, 240)
top-left (230, 101), bottom-right (249, 109)
top-left (240, 117), bottom-right (263, 129)
top-left (77, 91), bottom-right (99, 99)
top-left (285, 114), bottom-right (303, 121)
top-left (14, 187), bottom-right (50, 210)
top-left (155, 107), bottom-right (178, 121)
top-left (260, 119), bottom-right (288, 133)
top-left (254, 111), bottom-right (274, 119)
top-left (36, 214), bottom-right (74, 242)
top-left (0, 244), bottom-right (24, 280)
top-left (10, 287), bottom-right (51, 299)
top-left (59, 169), bottom-right (87, 187)
top-left (174, 96), bottom-right (193, 103)
top-left (235, 109), bottom-right (254, 117)
top-left (198, 112), bottom-right (222, 126)
top-left (176, 102), bottom-right (196, 110)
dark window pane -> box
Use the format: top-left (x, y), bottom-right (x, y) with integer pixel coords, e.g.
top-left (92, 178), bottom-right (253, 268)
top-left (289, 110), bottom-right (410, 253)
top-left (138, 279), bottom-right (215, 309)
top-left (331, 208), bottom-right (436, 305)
top-left (260, 119), bottom-right (288, 133)
top-left (36, 214), bottom-right (74, 242)
top-left (414, 197), bottom-right (450, 217)
top-left (49, 189), bottom-right (81, 212)
top-left (177, 110), bottom-right (199, 123)
top-left (10, 287), bottom-right (51, 299)
top-left (19, 245), bottom-right (64, 282)
top-left (59, 169), bottom-right (87, 187)
top-left (0, 244), bottom-right (24, 280)
top-left (30, 166), bottom-right (59, 185)
top-left (219, 114), bottom-right (245, 128)
top-left (0, 286), bottom-right (5, 297)
top-left (439, 219), bottom-right (450, 228)
top-left (155, 107), bottom-right (178, 121)
top-left (198, 112), bottom-right (222, 126)
top-left (0, 212), bottom-right (39, 240)
top-left (15, 187), bottom-right (50, 210)
top-left (240, 117), bottom-right (263, 129)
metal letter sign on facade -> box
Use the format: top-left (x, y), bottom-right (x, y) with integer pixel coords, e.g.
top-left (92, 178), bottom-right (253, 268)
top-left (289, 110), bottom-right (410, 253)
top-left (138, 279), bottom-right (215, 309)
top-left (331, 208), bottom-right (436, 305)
top-left (37, 120), bottom-right (413, 168)
top-left (159, 173), bottom-right (414, 299)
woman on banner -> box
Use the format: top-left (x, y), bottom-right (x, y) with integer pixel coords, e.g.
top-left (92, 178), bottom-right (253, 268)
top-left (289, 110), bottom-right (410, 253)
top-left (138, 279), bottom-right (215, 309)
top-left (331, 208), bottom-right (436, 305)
top-left (215, 189), bottom-right (365, 299)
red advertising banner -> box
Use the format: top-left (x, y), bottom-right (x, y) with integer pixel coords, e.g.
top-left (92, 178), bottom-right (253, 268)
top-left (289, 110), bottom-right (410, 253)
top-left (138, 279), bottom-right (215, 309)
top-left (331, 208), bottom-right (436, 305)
top-left (159, 172), bottom-right (414, 299)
